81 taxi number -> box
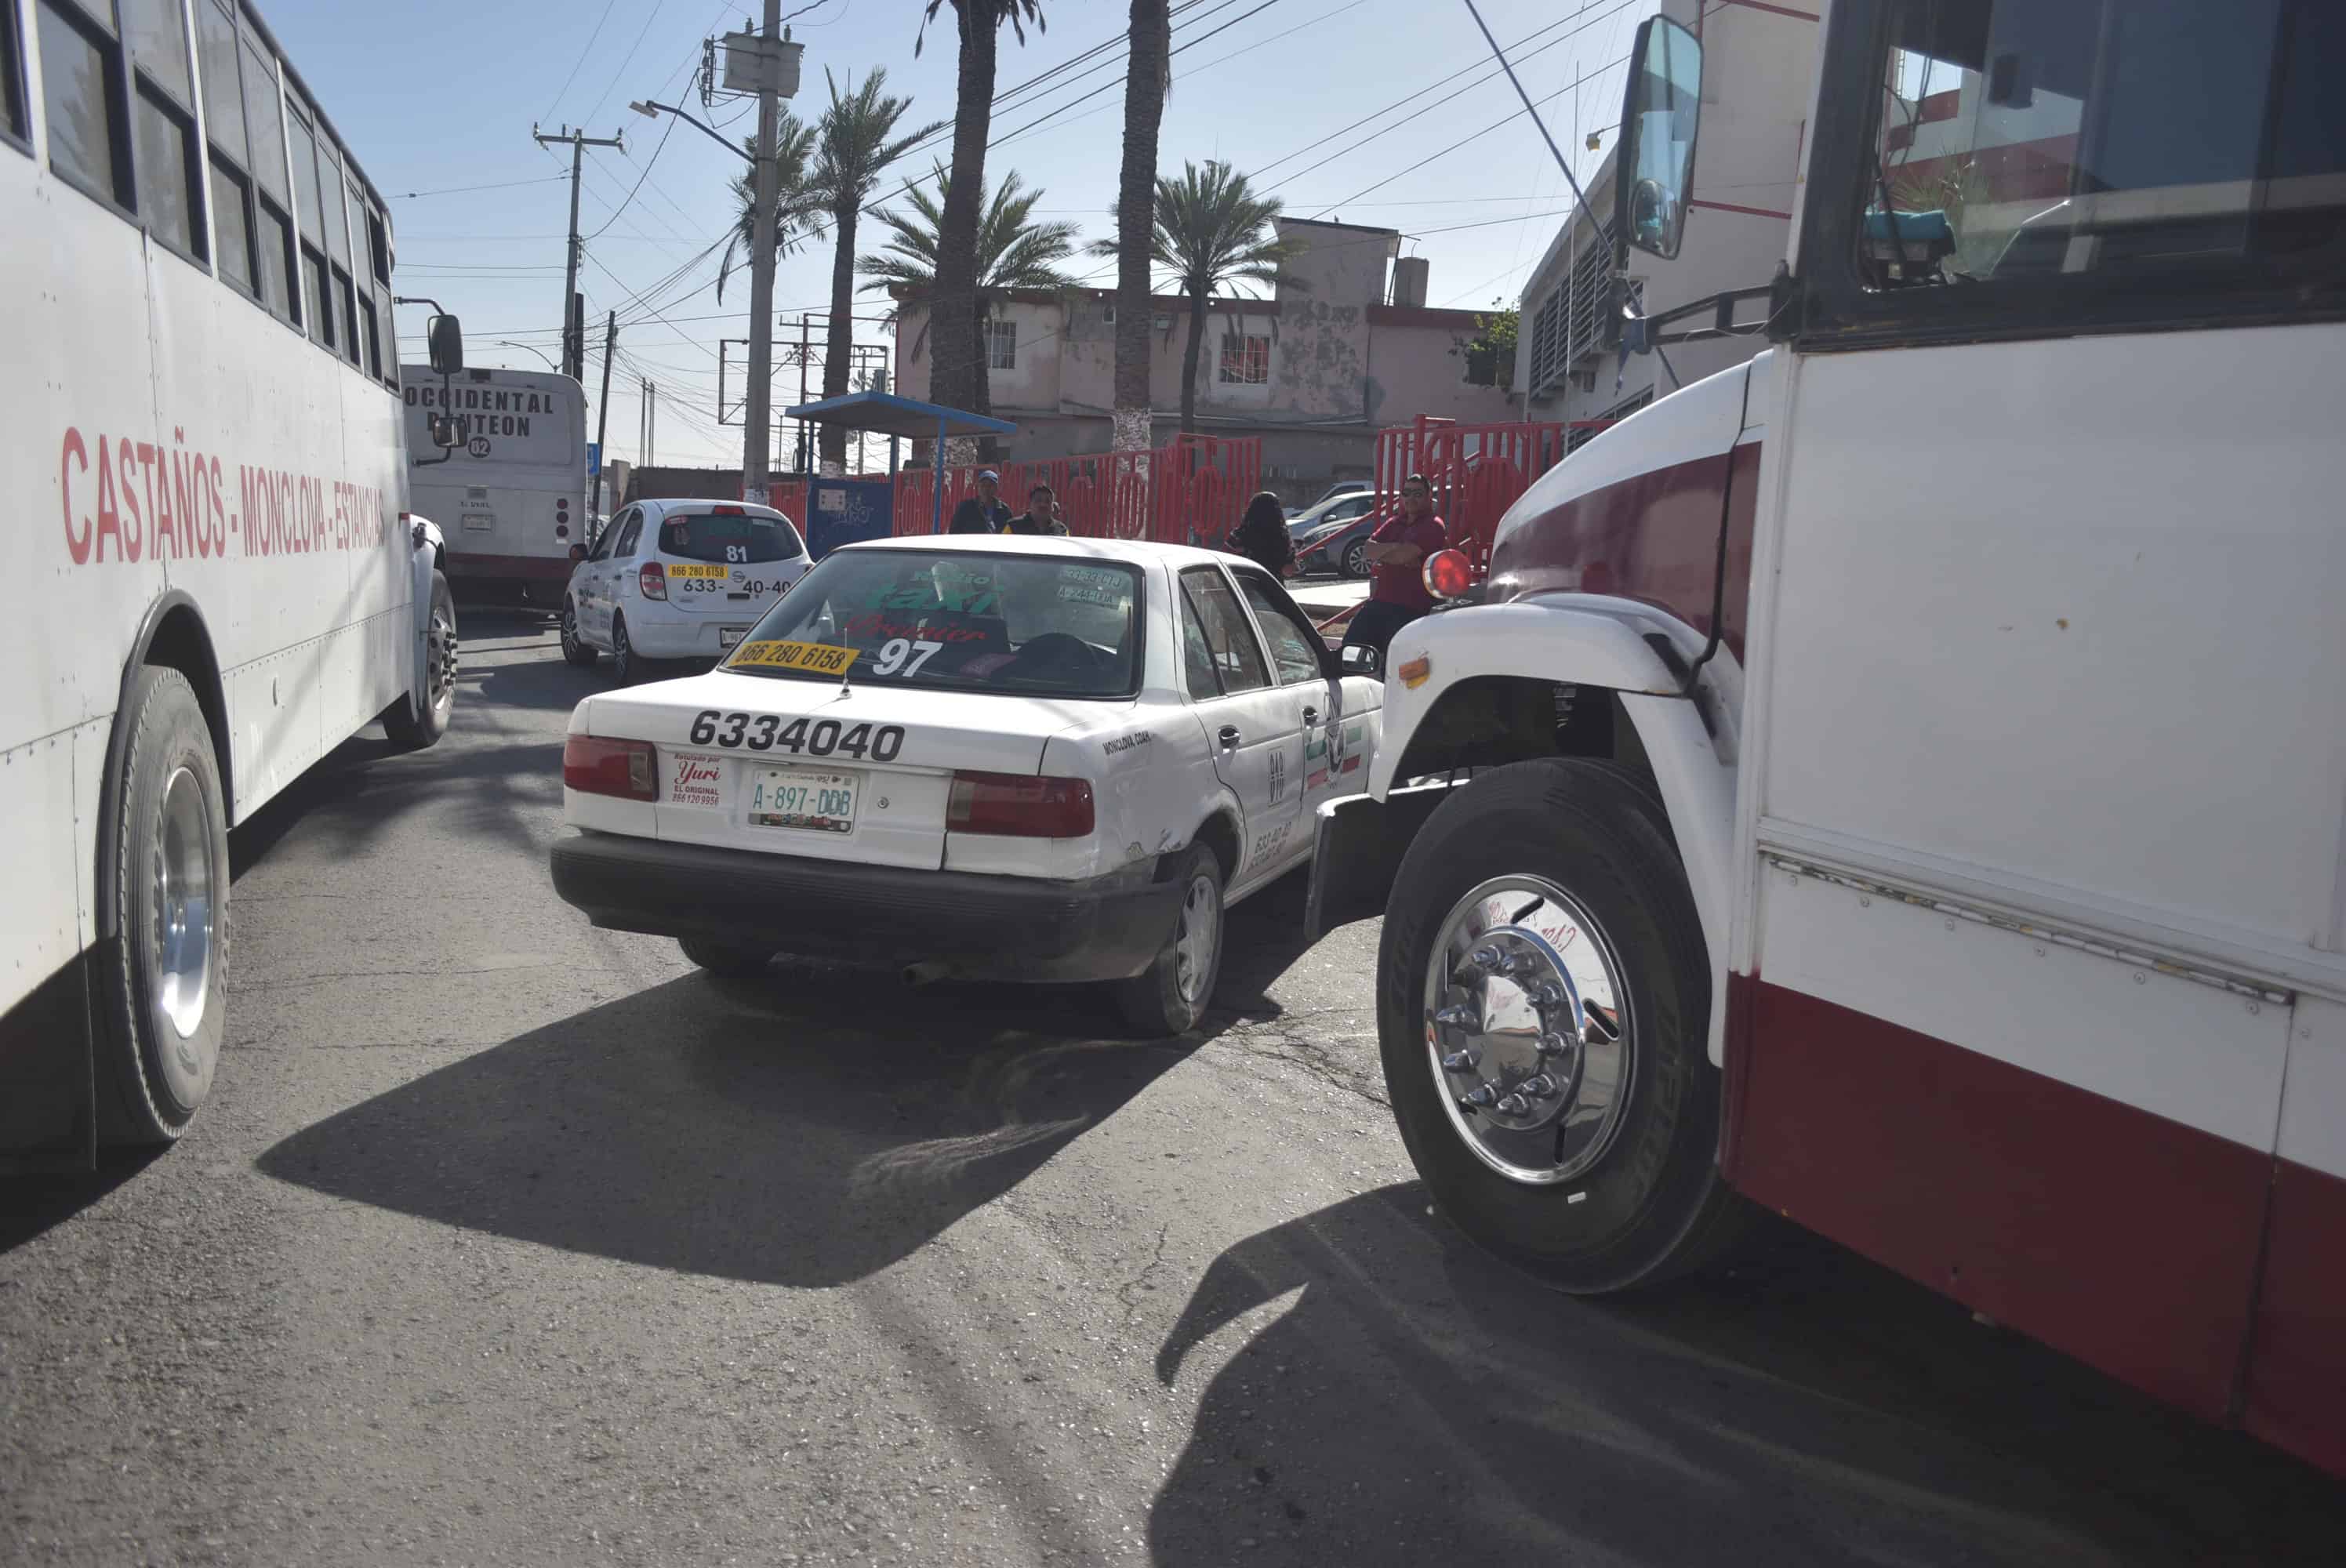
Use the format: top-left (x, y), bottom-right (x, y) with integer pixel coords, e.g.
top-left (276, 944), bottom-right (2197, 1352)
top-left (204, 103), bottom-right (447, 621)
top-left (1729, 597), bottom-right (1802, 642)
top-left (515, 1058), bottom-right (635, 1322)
top-left (687, 710), bottom-right (906, 760)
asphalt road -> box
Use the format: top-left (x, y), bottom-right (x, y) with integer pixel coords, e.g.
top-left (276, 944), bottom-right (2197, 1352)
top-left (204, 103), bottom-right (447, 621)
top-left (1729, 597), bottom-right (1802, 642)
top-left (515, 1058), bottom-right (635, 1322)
top-left (5, 608), bottom-right (2341, 1567)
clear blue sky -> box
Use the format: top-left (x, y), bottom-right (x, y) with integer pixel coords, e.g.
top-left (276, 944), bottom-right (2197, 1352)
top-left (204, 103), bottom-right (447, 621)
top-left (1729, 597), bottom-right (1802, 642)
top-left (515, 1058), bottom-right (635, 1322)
top-left (267, 0), bottom-right (1652, 468)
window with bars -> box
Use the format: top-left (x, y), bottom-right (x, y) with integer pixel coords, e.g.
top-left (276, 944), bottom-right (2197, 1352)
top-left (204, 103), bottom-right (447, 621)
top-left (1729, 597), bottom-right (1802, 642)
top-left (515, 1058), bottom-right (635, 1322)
top-left (1570, 387), bottom-right (1654, 452)
top-left (1527, 221), bottom-right (1618, 398)
top-left (986, 316), bottom-right (1017, 370)
top-left (1218, 332), bottom-right (1269, 385)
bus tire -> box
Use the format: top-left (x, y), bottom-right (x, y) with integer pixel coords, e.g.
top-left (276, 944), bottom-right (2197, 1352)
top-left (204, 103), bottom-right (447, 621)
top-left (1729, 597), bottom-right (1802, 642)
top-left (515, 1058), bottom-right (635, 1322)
top-left (385, 571), bottom-right (457, 750)
top-left (560, 597), bottom-right (597, 666)
top-left (96, 666), bottom-right (231, 1146)
top-left (1377, 757), bottom-right (1748, 1294)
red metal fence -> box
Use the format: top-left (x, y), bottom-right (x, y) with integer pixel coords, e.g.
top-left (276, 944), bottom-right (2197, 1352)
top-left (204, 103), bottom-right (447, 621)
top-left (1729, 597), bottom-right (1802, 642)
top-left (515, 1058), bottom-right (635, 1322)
top-left (1368, 414), bottom-right (1622, 568)
top-left (892, 434), bottom-right (1262, 546)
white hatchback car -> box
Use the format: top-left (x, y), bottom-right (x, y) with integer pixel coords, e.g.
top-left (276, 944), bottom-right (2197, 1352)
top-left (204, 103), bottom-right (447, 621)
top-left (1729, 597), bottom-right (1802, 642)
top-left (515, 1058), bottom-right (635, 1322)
top-left (550, 535), bottom-right (1383, 1033)
top-left (560, 499), bottom-right (813, 681)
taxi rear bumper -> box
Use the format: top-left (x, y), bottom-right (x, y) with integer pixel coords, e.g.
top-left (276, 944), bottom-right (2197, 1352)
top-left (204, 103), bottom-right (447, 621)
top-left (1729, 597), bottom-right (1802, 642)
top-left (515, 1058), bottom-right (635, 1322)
top-left (550, 830), bottom-right (1181, 982)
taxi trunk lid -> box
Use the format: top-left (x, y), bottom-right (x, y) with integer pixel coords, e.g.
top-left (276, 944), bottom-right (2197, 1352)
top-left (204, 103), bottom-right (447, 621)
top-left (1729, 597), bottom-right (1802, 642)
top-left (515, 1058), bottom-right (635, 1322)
top-left (584, 670), bottom-right (1110, 869)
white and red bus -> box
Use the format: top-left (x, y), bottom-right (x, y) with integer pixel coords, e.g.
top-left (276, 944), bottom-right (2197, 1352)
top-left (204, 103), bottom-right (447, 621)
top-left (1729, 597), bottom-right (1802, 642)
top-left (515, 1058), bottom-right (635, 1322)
top-left (1, 0), bottom-right (458, 1165)
top-left (401, 365), bottom-right (587, 604)
top-left (1316, 0), bottom-right (2346, 1475)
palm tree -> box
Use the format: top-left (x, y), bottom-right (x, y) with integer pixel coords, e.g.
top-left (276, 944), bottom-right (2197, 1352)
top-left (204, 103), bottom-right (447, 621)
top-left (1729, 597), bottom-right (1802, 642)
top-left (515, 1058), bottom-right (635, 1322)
top-left (1093, 159), bottom-right (1305, 434)
top-left (1113, 0), bottom-right (1171, 455)
top-left (860, 165), bottom-right (1078, 425)
top-left (715, 113), bottom-right (823, 305)
top-left (810, 67), bottom-right (941, 474)
top-left (916, 1), bottom-right (1047, 430)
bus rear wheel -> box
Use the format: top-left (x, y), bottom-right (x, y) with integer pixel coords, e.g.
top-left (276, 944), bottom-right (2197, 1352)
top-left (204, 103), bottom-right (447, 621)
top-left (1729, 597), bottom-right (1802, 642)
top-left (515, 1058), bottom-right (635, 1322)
top-left (1376, 757), bottom-right (1747, 1293)
top-left (97, 667), bottom-right (231, 1145)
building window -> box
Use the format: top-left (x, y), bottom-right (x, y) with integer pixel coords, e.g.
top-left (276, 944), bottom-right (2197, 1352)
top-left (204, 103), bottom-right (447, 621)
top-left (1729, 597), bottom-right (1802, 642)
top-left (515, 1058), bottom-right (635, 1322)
top-left (986, 317), bottom-right (1016, 370)
top-left (1571, 387), bottom-right (1654, 452)
top-left (1218, 332), bottom-right (1269, 386)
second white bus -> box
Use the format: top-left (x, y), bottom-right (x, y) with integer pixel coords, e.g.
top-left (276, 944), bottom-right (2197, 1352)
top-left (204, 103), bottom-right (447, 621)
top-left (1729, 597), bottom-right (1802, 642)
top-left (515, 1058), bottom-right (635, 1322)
top-left (401, 365), bottom-right (588, 604)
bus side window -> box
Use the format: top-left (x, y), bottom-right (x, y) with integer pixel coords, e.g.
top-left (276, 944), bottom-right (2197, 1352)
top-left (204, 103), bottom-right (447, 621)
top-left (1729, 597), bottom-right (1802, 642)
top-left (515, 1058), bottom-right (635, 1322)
top-left (2, 0), bottom-right (29, 150)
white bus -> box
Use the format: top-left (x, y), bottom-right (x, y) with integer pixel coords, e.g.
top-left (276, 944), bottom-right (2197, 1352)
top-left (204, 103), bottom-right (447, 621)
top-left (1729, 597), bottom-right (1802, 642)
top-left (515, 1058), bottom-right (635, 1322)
top-left (1, 0), bottom-right (458, 1166)
top-left (401, 365), bottom-right (588, 604)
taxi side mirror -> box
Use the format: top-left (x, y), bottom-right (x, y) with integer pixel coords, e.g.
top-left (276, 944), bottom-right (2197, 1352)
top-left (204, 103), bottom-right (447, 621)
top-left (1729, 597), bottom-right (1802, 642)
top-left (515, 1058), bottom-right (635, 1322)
top-left (1340, 643), bottom-right (1381, 677)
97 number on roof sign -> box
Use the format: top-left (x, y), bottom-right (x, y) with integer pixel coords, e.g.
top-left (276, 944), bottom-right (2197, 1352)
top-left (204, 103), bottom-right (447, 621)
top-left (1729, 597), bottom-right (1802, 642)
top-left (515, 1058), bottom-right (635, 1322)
top-left (685, 710), bottom-right (906, 761)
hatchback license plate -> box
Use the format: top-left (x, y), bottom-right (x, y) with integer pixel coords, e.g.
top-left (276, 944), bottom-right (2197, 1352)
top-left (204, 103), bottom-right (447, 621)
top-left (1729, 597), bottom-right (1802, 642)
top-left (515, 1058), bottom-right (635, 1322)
top-left (746, 767), bottom-right (859, 833)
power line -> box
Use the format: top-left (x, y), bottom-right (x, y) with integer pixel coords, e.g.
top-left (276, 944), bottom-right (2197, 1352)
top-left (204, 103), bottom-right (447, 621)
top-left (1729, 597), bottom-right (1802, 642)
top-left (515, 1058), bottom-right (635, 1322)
top-left (390, 174), bottom-right (570, 201)
top-left (540, 0), bottom-right (623, 126)
top-left (586, 110), bottom-right (678, 241)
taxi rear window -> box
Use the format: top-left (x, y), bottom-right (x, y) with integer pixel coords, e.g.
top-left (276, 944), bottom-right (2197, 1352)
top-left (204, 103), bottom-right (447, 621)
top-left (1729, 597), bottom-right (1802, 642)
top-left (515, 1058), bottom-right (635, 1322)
top-left (659, 511), bottom-right (802, 564)
top-left (729, 550), bottom-right (1142, 699)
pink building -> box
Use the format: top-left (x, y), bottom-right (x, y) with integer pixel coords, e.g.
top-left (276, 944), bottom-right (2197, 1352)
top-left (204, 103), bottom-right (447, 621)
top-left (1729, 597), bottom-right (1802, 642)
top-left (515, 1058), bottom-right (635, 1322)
top-left (886, 218), bottom-right (1520, 504)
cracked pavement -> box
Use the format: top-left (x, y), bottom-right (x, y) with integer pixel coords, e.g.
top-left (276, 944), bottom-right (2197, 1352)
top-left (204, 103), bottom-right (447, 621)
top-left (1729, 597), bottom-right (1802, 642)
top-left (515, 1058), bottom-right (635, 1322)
top-left (5, 609), bottom-right (2340, 1567)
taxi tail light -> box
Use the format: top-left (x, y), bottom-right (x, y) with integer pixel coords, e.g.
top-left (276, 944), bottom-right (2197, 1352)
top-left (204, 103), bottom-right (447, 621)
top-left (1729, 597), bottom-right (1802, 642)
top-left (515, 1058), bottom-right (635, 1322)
top-left (947, 772), bottom-right (1095, 838)
top-left (565, 735), bottom-right (659, 801)
top-left (1422, 547), bottom-right (1478, 601)
top-left (637, 561), bottom-right (668, 600)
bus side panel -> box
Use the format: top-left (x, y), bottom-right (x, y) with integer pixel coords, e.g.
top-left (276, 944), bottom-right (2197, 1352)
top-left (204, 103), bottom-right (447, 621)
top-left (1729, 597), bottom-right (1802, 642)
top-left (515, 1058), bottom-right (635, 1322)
top-left (0, 722), bottom-right (100, 1164)
top-left (143, 232), bottom-right (411, 818)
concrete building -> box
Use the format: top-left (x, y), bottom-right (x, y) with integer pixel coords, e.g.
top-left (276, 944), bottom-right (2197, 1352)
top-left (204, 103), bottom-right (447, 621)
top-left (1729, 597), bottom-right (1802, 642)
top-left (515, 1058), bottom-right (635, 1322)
top-left (885, 217), bottom-right (1520, 503)
top-left (1514, 0), bottom-right (1818, 439)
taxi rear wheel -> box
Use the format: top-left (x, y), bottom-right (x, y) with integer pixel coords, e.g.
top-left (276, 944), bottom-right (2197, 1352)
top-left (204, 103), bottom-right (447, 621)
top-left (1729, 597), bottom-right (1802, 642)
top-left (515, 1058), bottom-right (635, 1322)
top-left (1115, 844), bottom-right (1225, 1037)
top-left (679, 936), bottom-right (771, 978)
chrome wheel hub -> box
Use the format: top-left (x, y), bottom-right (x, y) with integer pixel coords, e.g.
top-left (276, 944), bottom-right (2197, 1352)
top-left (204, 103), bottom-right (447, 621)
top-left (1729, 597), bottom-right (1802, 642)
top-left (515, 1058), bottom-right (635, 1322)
top-left (426, 607), bottom-right (457, 708)
top-left (151, 765), bottom-right (218, 1103)
top-left (1174, 872), bottom-right (1218, 1007)
top-left (1423, 874), bottom-right (1632, 1186)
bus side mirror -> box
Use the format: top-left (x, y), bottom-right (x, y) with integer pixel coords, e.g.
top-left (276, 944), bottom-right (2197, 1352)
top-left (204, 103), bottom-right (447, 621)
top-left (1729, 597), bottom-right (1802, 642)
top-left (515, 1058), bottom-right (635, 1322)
top-left (427, 313), bottom-right (465, 376)
top-left (568, 543), bottom-right (588, 564)
top-left (1615, 16), bottom-right (1703, 261)
top-left (427, 413), bottom-right (466, 450)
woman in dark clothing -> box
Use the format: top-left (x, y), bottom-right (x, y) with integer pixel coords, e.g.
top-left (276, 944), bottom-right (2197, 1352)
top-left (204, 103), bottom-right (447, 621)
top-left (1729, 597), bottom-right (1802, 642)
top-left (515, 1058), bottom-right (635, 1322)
top-left (1224, 490), bottom-right (1298, 578)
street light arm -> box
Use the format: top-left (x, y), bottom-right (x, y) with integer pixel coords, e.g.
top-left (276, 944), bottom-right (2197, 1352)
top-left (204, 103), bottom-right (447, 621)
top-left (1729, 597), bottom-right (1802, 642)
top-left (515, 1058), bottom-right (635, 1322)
top-left (629, 100), bottom-right (753, 163)
top-left (497, 339), bottom-right (560, 371)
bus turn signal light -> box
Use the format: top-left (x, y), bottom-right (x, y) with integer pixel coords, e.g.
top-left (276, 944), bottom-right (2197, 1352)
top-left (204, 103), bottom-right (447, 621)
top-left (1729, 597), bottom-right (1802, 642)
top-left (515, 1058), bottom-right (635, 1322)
top-left (1396, 655), bottom-right (1432, 690)
top-left (1422, 547), bottom-right (1476, 602)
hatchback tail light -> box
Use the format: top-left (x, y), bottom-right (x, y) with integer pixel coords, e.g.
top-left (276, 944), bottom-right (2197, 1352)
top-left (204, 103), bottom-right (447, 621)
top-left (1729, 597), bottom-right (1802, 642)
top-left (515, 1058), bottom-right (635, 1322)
top-left (637, 561), bottom-right (667, 600)
top-left (564, 735), bottom-right (658, 800)
top-left (946, 772), bottom-right (1095, 838)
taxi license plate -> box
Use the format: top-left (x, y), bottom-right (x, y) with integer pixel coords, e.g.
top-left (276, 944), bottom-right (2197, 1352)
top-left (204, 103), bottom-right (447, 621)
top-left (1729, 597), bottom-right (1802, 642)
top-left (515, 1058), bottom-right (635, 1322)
top-left (746, 767), bottom-right (859, 833)
top-left (719, 627), bottom-right (746, 648)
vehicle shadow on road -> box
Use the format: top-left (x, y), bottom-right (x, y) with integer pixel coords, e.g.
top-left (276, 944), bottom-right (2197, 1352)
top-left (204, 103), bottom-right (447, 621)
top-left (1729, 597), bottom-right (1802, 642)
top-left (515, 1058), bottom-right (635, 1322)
top-left (253, 956), bottom-right (1258, 1289)
top-left (1147, 1190), bottom-right (2344, 1568)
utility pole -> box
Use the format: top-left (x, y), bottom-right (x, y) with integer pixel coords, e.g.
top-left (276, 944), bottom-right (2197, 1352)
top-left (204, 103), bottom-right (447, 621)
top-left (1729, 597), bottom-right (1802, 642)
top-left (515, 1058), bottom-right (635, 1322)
top-left (739, 0), bottom-right (789, 506)
top-left (532, 123), bottom-right (625, 379)
top-left (591, 310), bottom-right (617, 520)
top-left (641, 376), bottom-right (656, 468)
top-left (795, 312), bottom-right (812, 476)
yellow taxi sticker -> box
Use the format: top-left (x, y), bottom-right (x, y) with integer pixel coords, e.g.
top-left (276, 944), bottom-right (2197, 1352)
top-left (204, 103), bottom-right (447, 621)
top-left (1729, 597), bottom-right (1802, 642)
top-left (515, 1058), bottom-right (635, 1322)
top-left (668, 562), bottom-right (729, 579)
top-left (728, 639), bottom-right (859, 675)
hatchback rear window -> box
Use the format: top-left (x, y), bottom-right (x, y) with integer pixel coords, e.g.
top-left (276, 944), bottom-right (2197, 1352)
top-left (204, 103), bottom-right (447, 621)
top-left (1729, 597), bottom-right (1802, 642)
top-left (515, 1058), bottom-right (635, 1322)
top-left (658, 510), bottom-right (802, 564)
top-left (727, 550), bottom-right (1142, 699)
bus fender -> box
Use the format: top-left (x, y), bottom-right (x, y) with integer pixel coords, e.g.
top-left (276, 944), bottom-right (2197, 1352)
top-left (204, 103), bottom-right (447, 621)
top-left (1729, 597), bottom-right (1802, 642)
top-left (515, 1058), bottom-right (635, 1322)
top-left (96, 592), bottom-right (226, 940)
top-left (1334, 596), bottom-right (1738, 1065)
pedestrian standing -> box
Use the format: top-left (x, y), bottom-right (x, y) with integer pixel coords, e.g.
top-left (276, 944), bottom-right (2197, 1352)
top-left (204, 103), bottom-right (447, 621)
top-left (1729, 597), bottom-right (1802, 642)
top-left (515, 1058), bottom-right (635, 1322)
top-left (1342, 474), bottom-right (1447, 666)
top-left (947, 469), bottom-right (1015, 534)
top-left (1005, 482), bottom-right (1070, 535)
top-left (1224, 490), bottom-right (1298, 578)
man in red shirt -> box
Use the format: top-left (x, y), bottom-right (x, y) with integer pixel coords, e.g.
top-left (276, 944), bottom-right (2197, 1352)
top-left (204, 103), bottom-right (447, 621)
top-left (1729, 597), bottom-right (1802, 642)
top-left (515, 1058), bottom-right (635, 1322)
top-left (1343, 473), bottom-right (1447, 666)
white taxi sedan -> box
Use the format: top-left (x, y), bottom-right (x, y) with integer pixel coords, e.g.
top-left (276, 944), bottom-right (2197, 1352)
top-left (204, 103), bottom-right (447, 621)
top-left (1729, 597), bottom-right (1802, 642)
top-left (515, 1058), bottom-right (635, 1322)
top-left (560, 498), bottom-right (813, 681)
top-left (550, 535), bottom-right (1382, 1033)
